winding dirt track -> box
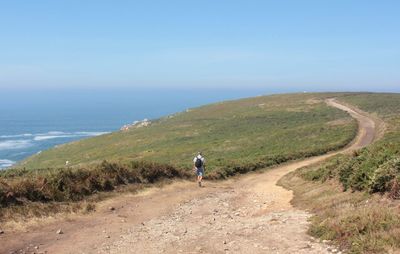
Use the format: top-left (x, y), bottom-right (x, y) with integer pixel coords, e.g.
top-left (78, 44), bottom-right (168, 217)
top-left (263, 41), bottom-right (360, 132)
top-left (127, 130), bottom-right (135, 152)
top-left (0, 99), bottom-right (378, 254)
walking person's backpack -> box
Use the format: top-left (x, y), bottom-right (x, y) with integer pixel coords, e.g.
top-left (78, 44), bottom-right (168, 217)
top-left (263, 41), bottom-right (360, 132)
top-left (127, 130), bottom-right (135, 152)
top-left (195, 157), bottom-right (203, 168)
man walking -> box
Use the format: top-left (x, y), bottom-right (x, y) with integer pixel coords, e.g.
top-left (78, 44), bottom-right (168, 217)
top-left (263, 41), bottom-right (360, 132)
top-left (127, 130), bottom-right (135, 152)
top-left (193, 152), bottom-right (205, 187)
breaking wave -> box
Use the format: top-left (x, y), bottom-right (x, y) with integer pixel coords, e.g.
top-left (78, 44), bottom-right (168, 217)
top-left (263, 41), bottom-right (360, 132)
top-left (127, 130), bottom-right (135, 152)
top-left (0, 159), bottom-right (16, 169)
top-left (32, 131), bottom-right (109, 141)
top-left (0, 133), bottom-right (33, 138)
top-left (0, 140), bottom-right (33, 151)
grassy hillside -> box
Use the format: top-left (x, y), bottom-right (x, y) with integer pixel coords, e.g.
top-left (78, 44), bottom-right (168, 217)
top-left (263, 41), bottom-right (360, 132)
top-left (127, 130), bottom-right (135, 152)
top-left (280, 93), bottom-right (400, 253)
top-left (0, 93), bottom-right (359, 219)
top-left (20, 93), bottom-right (357, 171)
top-left (0, 92), bottom-right (366, 223)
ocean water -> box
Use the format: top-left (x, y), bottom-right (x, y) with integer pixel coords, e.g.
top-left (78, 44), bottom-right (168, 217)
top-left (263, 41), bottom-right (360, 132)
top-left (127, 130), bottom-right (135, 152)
top-left (0, 88), bottom-right (270, 169)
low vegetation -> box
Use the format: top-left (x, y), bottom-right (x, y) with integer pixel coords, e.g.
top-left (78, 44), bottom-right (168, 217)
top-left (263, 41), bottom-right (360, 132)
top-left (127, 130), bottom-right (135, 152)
top-left (280, 93), bottom-right (400, 253)
top-left (1, 93), bottom-right (359, 221)
top-left (20, 93), bottom-right (357, 170)
top-left (0, 160), bottom-right (190, 222)
top-left (279, 170), bottom-right (400, 253)
top-left (0, 161), bottom-right (189, 207)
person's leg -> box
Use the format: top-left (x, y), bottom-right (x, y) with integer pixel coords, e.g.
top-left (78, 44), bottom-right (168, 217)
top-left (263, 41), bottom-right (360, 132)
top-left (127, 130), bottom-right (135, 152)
top-left (198, 168), bottom-right (203, 187)
top-left (196, 169), bottom-right (201, 186)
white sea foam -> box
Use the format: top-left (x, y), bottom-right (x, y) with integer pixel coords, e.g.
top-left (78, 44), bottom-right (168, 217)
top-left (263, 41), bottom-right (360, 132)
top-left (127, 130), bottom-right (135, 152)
top-left (33, 135), bottom-right (71, 141)
top-left (32, 131), bottom-right (109, 141)
top-left (74, 131), bottom-right (110, 136)
top-left (0, 133), bottom-right (33, 138)
top-left (0, 131), bottom-right (109, 150)
top-left (0, 159), bottom-right (16, 169)
top-left (0, 140), bottom-right (32, 151)
top-left (47, 131), bottom-right (67, 135)
top-left (1, 131), bottom-right (110, 142)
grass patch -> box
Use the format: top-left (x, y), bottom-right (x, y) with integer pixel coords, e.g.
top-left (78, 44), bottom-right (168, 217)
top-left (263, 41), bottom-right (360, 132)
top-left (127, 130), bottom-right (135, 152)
top-left (0, 161), bottom-right (189, 207)
top-left (0, 160), bottom-right (187, 223)
top-left (279, 92), bottom-right (400, 253)
top-left (279, 167), bottom-right (400, 253)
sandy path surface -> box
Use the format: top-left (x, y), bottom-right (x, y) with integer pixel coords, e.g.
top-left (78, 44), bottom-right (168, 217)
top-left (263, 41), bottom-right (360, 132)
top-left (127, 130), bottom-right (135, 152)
top-left (0, 99), bottom-right (378, 254)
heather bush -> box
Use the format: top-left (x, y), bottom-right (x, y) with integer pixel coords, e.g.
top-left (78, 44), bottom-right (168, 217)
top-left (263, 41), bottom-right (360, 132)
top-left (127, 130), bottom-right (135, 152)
top-left (370, 158), bottom-right (400, 193)
top-left (0, 160), bottom-right (190, 207)
top-left (302, 141), bottom-right (400, 196)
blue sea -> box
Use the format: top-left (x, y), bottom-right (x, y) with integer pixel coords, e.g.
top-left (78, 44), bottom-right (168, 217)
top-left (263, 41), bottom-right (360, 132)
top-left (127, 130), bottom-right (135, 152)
top-left (0, 88), bottom-right (271, 169)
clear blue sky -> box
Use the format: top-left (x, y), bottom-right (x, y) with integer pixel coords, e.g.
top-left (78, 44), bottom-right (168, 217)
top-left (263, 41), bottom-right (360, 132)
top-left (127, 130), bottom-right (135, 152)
top-left (0, 0), bottom-right (399, 92)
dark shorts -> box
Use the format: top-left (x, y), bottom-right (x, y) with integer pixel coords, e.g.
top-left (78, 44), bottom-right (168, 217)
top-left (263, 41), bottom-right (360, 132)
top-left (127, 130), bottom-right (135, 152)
top-left (196, 167), bottom-right (204, 176)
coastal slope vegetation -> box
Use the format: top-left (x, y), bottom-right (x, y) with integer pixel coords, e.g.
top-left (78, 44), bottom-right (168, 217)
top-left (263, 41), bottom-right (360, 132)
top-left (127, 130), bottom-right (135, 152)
top-left (0, 93), bottom-right (359, 219)
top-left (1, 92), bottom-right (398, 252)
top-left (279, 93), bottom-right (400, 253)
top-left (20, 93), bottom-right (357, 171)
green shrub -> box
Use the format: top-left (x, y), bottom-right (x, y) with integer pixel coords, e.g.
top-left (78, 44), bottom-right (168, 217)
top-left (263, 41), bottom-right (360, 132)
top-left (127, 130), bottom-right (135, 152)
top-left (302, 142), bottom-right (400, 196)
top-left (0, 160), bottom-right (190, 207)
top-left (370, 158), bottom-right (400, 193)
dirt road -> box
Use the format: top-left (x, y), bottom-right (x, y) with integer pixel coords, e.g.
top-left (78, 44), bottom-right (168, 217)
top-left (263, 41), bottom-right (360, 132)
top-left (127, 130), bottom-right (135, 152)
top-left (0, 99), bottom-right (378, 254)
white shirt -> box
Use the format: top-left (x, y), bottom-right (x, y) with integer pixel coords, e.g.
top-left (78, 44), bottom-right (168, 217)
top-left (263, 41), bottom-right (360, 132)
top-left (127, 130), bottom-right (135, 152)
top-left (193, 155), bottom-right (205, 164)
